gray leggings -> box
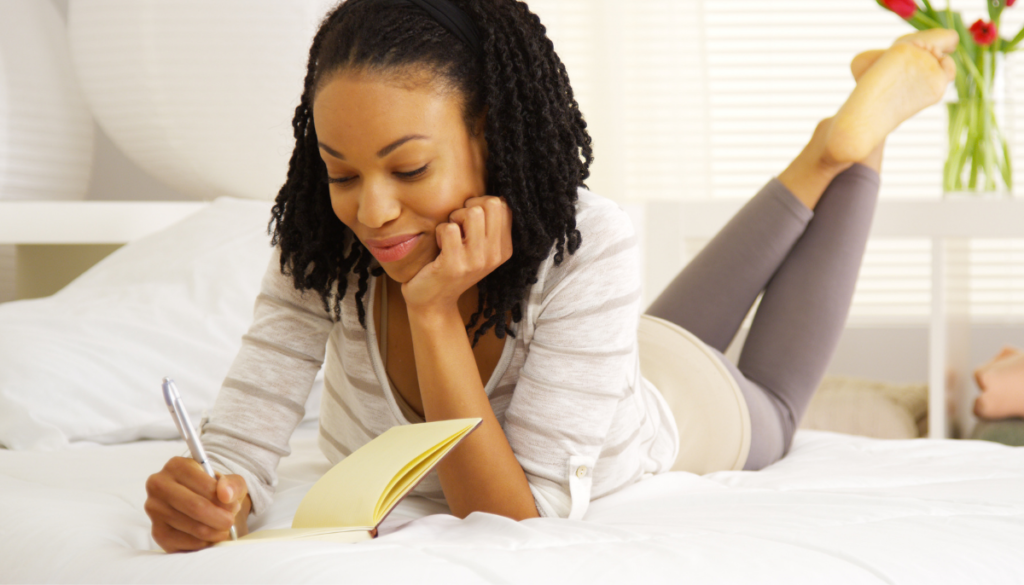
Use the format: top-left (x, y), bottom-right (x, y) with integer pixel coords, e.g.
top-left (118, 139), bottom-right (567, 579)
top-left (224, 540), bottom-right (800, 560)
top-left (645, 164), bottom-right (880, 471)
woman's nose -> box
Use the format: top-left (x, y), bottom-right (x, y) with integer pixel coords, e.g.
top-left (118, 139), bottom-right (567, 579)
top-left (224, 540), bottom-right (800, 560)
top-left (356, 180), bottom-right (401, 229)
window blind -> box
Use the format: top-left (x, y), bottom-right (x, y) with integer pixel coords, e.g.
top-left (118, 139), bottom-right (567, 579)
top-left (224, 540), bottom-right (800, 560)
top-left (527, 0), bottom-right (1024, 323)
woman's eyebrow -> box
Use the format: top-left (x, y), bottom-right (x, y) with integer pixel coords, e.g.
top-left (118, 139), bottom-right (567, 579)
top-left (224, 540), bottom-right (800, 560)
top-left (317, 135), bottom-right (430, 161)
top-left (376, 134), bottom-right (429, 158)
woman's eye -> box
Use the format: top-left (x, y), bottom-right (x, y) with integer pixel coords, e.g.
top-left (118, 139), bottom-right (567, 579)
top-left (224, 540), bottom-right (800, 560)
top-left (327, 175), bottom-right (356, 185)
top-left (395, 165), bottom-right (428, 179)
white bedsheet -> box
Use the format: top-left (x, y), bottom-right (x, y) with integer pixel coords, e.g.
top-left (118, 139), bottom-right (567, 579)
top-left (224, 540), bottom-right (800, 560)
top-left (2, 423), bottom-right (1022, 584)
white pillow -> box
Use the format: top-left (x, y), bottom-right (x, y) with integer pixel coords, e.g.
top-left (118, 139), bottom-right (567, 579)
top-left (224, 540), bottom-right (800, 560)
top-left (0, 197), bottom-right (322, 450)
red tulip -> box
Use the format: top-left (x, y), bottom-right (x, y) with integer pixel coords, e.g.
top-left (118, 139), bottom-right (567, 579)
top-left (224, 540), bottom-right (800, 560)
top-left (969, 19), bottom-right (998, 46)
top-left (881, 0), bottom-right (918, 19)
top-left (1009, 0), bottom-right (1016, 7)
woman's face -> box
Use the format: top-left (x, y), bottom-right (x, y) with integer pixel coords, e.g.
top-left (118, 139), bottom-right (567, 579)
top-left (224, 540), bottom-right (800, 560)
top-left (313, 70), bottom-right (487, 284)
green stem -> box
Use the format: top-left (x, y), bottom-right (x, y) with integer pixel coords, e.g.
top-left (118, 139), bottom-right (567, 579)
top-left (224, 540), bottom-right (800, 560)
top-left (983, 99), bottom-right (996, 191)
top-left (912, 11), bottom-right (945, 28)
top-left (945, 102), bottom-right (970, 191)
top-left (968, 102), bottom-right (981, 189)
top-left (957, 47), bottom-right (988, 99)
top-left (1008, 26), bottom-right (1024, 51)
top-left (989, 106), bottom-right (1014, 190)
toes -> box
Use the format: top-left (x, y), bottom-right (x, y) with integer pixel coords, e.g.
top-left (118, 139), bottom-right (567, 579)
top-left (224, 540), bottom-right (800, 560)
top-left (940, 55), bottom-right (957, 82)
top-left (934, 28), bottom-right (960, 54)
top-left (919, 28), bottom-right (960, 54)
top-left (895, 29), bottom-right (960, 56)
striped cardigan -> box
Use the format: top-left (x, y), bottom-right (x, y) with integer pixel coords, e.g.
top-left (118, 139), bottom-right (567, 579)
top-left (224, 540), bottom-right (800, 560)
top-left (202, 189), bottom-right (679, 519)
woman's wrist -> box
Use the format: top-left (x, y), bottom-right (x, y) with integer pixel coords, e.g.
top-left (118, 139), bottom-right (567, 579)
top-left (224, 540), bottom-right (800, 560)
top-left (406, 301), bottom-right (464, 332)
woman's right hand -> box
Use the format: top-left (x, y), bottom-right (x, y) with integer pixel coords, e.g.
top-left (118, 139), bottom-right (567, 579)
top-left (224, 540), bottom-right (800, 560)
top-left (145, 457), bottom-right (251, 552)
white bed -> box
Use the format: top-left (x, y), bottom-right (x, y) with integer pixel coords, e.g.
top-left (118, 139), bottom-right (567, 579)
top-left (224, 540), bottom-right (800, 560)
top-left (1, 198), bottom-right (1022, 584)
top-left (2, 423), bottom-right (1023, 583)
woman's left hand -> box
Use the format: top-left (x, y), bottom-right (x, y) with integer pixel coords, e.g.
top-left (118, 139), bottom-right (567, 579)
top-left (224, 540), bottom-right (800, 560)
top-left (402, 196), bottom-right (513, 314)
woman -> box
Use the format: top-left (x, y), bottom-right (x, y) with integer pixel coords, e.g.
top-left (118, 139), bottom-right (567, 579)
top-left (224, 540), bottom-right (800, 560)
top-left (144, 0), bottom-right (959, 552)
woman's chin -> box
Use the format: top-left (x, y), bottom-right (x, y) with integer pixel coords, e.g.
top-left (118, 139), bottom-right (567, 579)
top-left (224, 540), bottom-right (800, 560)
top-left (379, 252), bottom-right (435, 285)
top-left (380, 265), bottom-right (413, 284)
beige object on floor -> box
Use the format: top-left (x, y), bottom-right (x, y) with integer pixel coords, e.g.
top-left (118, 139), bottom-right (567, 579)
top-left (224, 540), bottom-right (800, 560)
top-left (800, 376), bottom-right (928, 439)
top-left (637, 315), bottom-right (751, 474)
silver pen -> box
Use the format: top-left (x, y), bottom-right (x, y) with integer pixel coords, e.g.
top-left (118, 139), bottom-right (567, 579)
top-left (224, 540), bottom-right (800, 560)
top-left (162, 377), bottom-right (238, 541)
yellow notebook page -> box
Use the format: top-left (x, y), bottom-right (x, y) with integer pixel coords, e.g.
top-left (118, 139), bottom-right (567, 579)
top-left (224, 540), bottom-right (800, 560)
top-left (217, 526), bottom-right (373, 546)
top-left (292, 418), bottom-right (480, 530)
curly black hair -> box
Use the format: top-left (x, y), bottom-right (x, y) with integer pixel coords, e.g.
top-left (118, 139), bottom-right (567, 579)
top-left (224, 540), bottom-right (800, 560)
top-left (269, 0), bottom-right (592, 345)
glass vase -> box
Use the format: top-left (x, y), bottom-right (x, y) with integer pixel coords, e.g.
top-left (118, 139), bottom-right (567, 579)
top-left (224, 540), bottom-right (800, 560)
top-left (944, 98), bottom-right (1013, 197)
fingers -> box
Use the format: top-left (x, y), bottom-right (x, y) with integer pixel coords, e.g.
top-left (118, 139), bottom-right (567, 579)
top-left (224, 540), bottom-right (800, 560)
top-left (456, 196), bottom-right (513, 262)
top-left (436, 221), bottom-right (463, 253)
top-left (463, 206), bottom-right (487, 246)
top-left (150, 472), bottom-right (235, 531)
top-left (146, 495), bottom-right (233, 544)
top-left (145, 457), bottom-right (240, 552)
top-left (151, 520), bottom-right (212, 553)
top-left (216, 473), bottom-right (248, 508)
top-left (169, 457), bottom-right (217, 500)
top-left (405, 195), bottom-right (513, 308)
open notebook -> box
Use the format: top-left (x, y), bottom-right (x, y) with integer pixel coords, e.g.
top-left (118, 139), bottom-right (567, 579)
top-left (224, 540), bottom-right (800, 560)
top-left (218, 418), bottom-right (482, 545)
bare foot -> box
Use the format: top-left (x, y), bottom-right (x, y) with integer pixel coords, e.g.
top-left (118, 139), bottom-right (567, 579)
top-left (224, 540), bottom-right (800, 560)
top-left (844, 49), bottom-right (891, 173)
top-left (850, 50), bottom-right (885, 81)
top-left (975, 346), bottom-right (1024, 388)
top-left (974, 347), bottom-right (1024, 420)
top-left (850, 29), bottom-right (956, 81)
top-left (826, 29), bottom-right (959, 163)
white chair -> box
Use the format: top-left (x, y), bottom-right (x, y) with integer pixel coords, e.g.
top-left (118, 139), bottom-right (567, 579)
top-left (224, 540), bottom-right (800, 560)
top-left (637, 315), bottom-right (751, 474)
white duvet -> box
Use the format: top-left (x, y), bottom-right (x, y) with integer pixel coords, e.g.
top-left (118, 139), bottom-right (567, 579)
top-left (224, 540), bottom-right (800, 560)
top-left (2, 423), bottom-right (1022, 584)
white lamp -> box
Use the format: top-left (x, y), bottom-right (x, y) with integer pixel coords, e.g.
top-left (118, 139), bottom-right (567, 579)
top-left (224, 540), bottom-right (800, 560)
top-left (0, 0), bottom-right (94, 201)
top-left (67, 0), bottom-right (338, 201)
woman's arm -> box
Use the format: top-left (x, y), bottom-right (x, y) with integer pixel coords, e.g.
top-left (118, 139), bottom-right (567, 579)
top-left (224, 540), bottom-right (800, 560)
top-left (409, 306), bottom-right (540, 520)
top-left (402, 196), bottom-right (539, 520)
top-left (146, 249), bottom-right (334, 551)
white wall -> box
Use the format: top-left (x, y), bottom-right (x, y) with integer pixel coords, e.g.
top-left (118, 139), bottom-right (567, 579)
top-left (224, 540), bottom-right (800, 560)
top-left (3, 0), bottom-right (1020, 393)
top-left (49, 0), bottom-right (194, 203)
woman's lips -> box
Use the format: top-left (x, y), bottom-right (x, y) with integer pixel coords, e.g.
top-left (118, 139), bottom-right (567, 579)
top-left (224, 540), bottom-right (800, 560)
top-left (364, 233), bottom-right (422, 263)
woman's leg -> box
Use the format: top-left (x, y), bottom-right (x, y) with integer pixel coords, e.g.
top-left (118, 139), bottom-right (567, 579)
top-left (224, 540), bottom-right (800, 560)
top-left (735, 162), bottom-right (879, 469)
top-left (644, 174), bottom-right (815, 354)
top-left (645, 113), bottom-right (856, 355)
top-left (646, 30), bottom-right (958, 470)
top-left (646, 122), bottom-right (881, 470)
top-left (646, 160), bottom-right (880, 471)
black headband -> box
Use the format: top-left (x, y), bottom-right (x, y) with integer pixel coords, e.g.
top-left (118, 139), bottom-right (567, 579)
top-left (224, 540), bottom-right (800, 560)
top-left (400, 0), bottom-right (483, 53)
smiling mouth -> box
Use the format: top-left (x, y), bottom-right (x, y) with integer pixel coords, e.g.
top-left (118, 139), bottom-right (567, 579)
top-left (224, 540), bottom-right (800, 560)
top-left (364, 234), bottom-right (422, 263)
